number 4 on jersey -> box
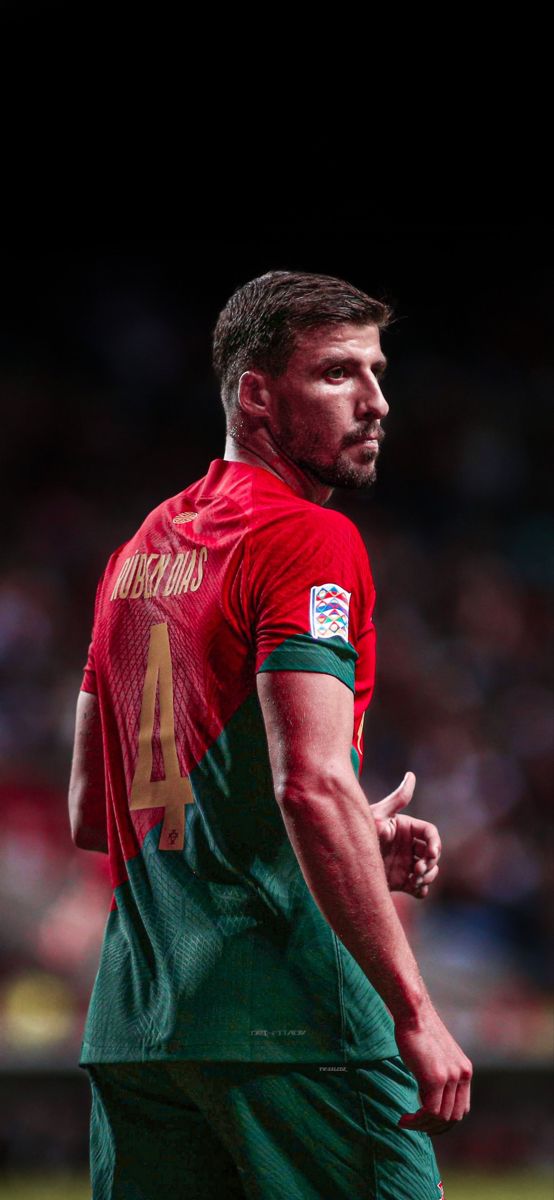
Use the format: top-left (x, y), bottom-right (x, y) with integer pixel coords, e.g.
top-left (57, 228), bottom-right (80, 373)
top-left (130, 621), bottom-right (194, 851)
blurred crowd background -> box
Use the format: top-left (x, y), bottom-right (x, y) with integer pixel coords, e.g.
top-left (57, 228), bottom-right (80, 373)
top-left (0, 229), bottom-right (552, 1170)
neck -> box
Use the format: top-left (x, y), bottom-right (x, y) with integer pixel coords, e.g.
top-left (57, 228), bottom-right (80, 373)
top-left (223, 433), bottom-right (333, 506)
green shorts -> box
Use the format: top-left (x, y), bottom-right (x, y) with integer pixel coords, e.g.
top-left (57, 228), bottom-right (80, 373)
top-left (86, 1055), bottom-right (442, 1200)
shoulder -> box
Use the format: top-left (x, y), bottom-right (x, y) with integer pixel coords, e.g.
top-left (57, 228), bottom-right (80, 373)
top-left (99, 489), bottom-right (184, 577)
top-left (135, 488), bottom-right (187, 536)
top-left (249, 486), bottom-right (365, 554)
top-left (244, 491), bottom-right (372, 597)
top-left (248, 497), bottom-right (371, 589)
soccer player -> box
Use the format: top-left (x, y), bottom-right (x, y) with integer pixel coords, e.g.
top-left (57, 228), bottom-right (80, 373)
top-left (69, 270), bottom-right (471, 1200)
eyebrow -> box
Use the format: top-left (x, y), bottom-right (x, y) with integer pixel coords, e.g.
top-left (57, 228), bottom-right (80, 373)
top-left (318, 353), bottom-right (388, 377)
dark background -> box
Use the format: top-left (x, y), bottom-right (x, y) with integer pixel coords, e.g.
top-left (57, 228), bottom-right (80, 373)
top-left (0, 228), bottom-right (552, 1171)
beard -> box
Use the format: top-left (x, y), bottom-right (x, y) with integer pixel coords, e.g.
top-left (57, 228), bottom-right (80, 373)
top-left (296, 446), bottom-right (379, 490)
top-left (274, 420), bottom-right (384, 491)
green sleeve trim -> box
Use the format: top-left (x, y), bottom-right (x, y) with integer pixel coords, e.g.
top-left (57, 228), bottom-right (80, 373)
top-left (350, 744), bottom-right (360, 779)
top-left (258, 633), bottom-right (358, 694)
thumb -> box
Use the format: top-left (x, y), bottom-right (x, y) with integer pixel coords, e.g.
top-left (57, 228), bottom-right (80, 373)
top-left (373, 771), bottom-right (416, 819)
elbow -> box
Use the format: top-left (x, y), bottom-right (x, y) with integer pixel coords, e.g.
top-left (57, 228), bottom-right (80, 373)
top-left (68, 804), bottom-right (80, 847)
top-left (71, 821), bottom-right (107, 854)
top-left (68, 792), bottom-right (83, 847)
top-left (275, 760), bottom-right (356, 814)
top-left (68, 792), bottom-right (107, 852)
top-left (71, 822), bottom-right (89, 850)
top-left (69, 811), bottom-right (89, 850)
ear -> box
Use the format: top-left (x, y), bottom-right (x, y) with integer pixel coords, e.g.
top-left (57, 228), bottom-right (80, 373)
top-left (237, 370), bottom-right (272, 422)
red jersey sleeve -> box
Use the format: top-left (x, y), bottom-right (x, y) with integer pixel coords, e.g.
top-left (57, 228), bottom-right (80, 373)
top-left (79, 558), bottom-right (113, 695)
top-left (245, 506), bottom-right (374, 694)
top-left (81, 635), bottom-right (97, 695)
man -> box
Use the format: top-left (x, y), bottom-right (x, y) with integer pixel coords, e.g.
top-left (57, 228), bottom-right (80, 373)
top-left (69, 269), bottom-right (471, 1199)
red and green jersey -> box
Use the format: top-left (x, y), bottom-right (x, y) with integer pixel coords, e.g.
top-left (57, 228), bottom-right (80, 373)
top-left (79, 458), bottom-right (398, 1064)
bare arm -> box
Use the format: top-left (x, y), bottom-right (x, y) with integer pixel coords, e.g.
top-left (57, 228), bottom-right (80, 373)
top-left (68, 691), bottom-right (108, 854)
top-left (257, 669), bottom-right (472, 1132)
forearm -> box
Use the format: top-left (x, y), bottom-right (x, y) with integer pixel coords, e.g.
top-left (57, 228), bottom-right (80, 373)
top-left (68, 691), bottom-right (108, 854)
top-left (278, 769), bottom-right (429, 1023)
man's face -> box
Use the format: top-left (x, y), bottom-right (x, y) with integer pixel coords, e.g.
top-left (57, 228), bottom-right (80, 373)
top-left (264, 322), bottom-right (389, 489)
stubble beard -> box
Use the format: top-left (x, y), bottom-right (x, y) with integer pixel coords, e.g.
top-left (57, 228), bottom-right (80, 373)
top-left (299, 447), bottom-right (379, 490)
top-left (281, 428), bottom-right (381, 491)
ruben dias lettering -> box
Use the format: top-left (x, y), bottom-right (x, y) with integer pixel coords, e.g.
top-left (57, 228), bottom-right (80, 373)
top-left (110, 547), bottom-right (208, 601)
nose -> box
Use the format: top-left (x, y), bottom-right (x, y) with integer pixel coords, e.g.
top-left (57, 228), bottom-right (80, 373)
top-left (355, 373), bottom-right (389, 420)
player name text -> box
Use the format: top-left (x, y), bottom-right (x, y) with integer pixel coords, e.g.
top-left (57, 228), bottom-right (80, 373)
top-left (110, 548), bottom-right (208, 601)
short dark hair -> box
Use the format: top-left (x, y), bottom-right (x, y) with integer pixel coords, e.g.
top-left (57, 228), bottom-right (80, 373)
top-left (212, 269), bottom-right (394, 416)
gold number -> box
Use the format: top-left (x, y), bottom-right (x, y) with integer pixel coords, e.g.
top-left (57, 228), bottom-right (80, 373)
top-left (130, 621), bottom-right (194, 851)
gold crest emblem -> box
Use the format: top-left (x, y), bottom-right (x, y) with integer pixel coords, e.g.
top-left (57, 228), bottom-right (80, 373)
top-left (173, 512), bottom-right (198, 524)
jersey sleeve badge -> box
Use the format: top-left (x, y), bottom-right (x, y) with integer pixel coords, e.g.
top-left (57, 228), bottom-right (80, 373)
top-left (310, 583), bottom-right (351, 643)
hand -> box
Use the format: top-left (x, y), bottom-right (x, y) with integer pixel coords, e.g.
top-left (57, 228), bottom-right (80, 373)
top-left (395, 1000), bottom-right (473, 1134)
top-left (370, 773), bottom-right (441, 899)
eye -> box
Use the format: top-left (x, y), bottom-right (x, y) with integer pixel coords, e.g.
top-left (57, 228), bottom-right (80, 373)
top-left (326, 365), bottom-right (346, 379)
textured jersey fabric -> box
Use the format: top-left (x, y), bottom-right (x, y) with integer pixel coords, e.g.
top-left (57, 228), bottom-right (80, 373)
top-left (79, 458), bottom-right (398, 1064)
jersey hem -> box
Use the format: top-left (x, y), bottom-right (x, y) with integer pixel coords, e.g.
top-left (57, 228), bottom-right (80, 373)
top-left (79, 1035), bottom-right (399, 1067)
